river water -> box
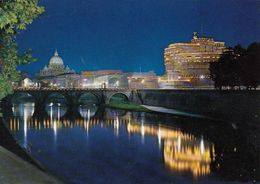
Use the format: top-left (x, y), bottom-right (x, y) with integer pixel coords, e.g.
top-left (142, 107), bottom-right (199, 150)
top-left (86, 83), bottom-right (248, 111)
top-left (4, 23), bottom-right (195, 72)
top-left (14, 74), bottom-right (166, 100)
top-left (1, 99), bottom-right (259, 184)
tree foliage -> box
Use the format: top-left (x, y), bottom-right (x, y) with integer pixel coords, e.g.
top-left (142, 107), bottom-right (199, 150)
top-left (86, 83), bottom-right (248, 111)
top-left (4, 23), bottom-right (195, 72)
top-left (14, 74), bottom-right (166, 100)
top-left (0, 0), bottom-right (44, 99)
top-left (210, 43), bottom-right (260, 90)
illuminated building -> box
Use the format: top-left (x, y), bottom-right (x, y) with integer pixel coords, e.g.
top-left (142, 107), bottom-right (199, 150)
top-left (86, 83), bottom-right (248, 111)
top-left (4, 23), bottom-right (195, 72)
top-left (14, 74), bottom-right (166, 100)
top-left (36, 50), bottom-right (82, 88)
top-left (128, 71), bottom-right (159, 89)
top-left (21, 78), bottom-right (38, 88)
top-left (163, 32), bottom-right (226, 88)
top-left (38, 50), bottom-right (75, 77)
top-left (81, 70), bottom-right (159, 89)
top-left (82, 70), bottom-right (123, 76)
top-left (81, 70), bottom-right (129, 88)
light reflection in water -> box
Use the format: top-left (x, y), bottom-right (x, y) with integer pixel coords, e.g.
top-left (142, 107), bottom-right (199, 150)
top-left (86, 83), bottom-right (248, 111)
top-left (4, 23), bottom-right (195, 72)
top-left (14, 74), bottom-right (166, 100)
top-left (113, 116), bottom-right (120, 136)
top-left (126, 123), bottom-right (214, 177)
top-left (12, 103), bottom-right (35, 149)
top-left (79, 105), bottom-right (98, 119)
top-left (46, 102), bottom-right (68, 143)
top-left (46, 102), bottom-right (67, 119)
top-left (79, 105), bottom-right (98, 134)
top-left (158, 126), bottom-right (162, 148)
top-left (7, 105), bottom-right (215, 178)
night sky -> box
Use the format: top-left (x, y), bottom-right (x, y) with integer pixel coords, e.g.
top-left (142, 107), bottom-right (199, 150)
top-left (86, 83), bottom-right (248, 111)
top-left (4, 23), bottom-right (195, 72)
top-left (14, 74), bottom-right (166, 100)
top-left (17, 0), bottom-right (260, 76)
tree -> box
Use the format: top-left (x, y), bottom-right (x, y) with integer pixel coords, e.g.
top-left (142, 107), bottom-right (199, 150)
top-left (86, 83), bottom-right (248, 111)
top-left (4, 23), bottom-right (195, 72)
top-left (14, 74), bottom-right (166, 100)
top-left (209, 47), bottom-right (241, 89)
top-left (0, 0), bottom-right (44, 99)
top-left (210, 43), bottom-right (259, 90)
top-left (241, 42), bottom-right (260, 89)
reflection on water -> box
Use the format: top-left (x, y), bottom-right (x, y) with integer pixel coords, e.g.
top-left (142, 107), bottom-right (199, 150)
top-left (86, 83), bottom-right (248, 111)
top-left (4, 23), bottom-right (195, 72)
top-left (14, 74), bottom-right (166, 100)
top-left (12, 103), bottom-right (35, 149)
top-left (8, 102), bottom-right (215, 179)
top-left (7, 117), bottom-right (214, 178)
top-left (45, 102), bottom-right (67, 120)
top-left (163, 139), bottom-right (211, 177)
top-left (78, 104), bottom-right (98, 119)
top-left (3, 101), bottom-right (259, 183)
top-left (106, 108), bottom-right (127, 117)
top-left (127, 123), bottom-right (213, 177)
top-left (12, 103), bottom-right (35, 117)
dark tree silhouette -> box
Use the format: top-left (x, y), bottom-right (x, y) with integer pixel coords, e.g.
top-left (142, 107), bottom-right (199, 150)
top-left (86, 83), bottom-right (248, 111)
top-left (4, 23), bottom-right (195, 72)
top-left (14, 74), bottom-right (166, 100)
top-left (241, 43), bottom-right (260, 89)
top-left (210, 43), bottom-right (260, 90)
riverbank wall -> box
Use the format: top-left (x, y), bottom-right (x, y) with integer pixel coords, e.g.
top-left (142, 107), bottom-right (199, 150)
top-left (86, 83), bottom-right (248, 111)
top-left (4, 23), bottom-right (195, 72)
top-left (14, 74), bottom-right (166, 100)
top-left (133, 90), bottom-right (260, 123)
top-left (0, 118), bottom-right (42, 168)
top-left (0, 117), bottom-right (65, 183)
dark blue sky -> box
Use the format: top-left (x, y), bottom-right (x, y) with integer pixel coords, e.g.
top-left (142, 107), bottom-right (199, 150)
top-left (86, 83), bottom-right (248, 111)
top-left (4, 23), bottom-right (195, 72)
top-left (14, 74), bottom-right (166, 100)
top-left (17, 0), bottom-right (260, 76)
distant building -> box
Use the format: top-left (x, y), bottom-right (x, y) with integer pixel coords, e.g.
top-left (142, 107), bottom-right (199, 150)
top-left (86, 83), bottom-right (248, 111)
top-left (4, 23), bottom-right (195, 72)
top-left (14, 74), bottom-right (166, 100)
top-left (81, 70), bottom-right (159, 89)
top-left (82, 70), bottom-right (122, 77)
top-left (38, 50), bottom-right (75, 77)
top-left (128, 71), bottom-right (159, 89)
top-left (36, 50), bottom-right (80, 88)
top-left (81, 70), bottom-right (128, 88)
top-left (162, 32), bottom-right (226, 88)
top-left (45, 73), bottom-right (82, 88)
top-left (22, 78), bottom-right (37, 88)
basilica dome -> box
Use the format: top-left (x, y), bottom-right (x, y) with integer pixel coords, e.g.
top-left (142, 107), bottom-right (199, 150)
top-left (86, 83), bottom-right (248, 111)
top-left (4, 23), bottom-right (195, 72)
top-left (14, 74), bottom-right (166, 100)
top-left (38, 49), bottom-right (75, 77)
top-left (49, 50), bottom-right (64, 66)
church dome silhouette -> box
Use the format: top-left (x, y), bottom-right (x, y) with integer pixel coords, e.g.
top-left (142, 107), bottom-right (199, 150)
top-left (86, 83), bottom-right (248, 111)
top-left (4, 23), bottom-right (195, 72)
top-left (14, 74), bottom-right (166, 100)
top-left (49, 49), bottom-right (64, 66)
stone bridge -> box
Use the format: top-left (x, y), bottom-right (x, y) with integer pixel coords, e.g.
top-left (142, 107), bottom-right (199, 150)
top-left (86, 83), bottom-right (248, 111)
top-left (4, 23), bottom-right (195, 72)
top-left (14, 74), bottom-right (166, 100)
top-left (1, 88), bottom-right (137, 117)
top-left (11, 88), bottom-right (133, 104)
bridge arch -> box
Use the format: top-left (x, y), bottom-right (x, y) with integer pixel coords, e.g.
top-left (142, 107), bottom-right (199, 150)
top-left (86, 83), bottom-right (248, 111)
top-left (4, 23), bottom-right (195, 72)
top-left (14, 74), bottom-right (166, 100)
top-left (45, 93), bottom-right (67, 105)
top-left (11, 92), bottom-right (35, 103)
top-left (107, 92), bottom-right (130, 104)
top-left (11, 89), bottom-right (133, 108)
top-left (78, 92), bottom-right (102, 105)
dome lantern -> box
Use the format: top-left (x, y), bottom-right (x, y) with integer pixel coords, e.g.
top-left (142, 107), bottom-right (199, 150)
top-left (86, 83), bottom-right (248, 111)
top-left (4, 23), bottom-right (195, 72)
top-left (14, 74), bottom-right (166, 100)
top-left (49, 49), bottom-right (64, 67)
top-left (54, 49), bottom-right (59, 56)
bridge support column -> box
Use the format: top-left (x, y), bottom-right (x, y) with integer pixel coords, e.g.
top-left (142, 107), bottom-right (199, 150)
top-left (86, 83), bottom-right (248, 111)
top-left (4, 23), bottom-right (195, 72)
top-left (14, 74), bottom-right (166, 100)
top-left (63, 92), bottom-right (81, 119)
top-left (33, 93), bottom-right (48, 118)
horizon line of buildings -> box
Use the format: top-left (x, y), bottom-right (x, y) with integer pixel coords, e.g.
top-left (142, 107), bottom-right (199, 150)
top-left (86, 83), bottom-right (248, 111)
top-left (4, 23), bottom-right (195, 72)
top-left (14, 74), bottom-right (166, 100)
top-left (22, 32), bottom-right (226, 89)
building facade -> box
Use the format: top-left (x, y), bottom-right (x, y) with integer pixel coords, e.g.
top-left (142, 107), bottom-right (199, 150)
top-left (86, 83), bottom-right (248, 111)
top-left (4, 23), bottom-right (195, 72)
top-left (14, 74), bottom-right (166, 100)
top-left (36, 50), bottom-right (81, 88)
top-left (163, 32), bottom-right (225, 88)
top-left (128, 71), bottom-right (159, 89)
top-left (38, 50), bottom-right (75, 77)
top-left (81, 70), bottom-right (129, 88)
top-left (81, 70), bottom-right (159, 89)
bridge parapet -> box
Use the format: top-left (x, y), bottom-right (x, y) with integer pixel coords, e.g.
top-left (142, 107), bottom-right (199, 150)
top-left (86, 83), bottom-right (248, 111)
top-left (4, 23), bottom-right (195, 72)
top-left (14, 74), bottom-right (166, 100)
top-left (12, 88), bottom-right (134, 106)
top-left (14, 87), bottom-right (131, 92)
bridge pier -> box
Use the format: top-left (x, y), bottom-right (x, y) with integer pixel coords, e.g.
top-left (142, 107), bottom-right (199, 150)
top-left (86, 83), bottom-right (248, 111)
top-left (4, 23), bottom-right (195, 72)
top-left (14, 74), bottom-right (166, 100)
top-left (25, 92), bottom-right (48, 118)
top-left (63, 92), bottom-right (81, 119)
